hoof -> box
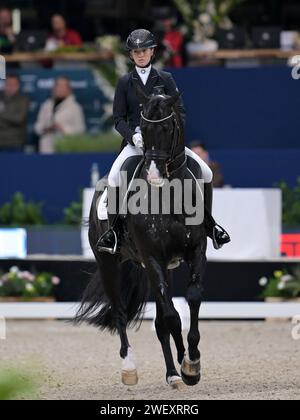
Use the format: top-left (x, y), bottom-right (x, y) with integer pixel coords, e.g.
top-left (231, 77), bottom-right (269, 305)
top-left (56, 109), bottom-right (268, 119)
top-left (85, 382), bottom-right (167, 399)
top-left (181, 355), bottom-right (201, 387)
top-left (122, 370), bottom-right (138, 386)
top-left (181, 370), bottom-right (201, 386)
top-left (167, 376), bottom-right (186, 391)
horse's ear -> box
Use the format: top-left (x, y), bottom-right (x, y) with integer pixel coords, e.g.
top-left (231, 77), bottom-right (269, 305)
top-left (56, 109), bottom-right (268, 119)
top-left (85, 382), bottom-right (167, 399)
top-left (165, 90), bottom-right (181, 108)
top-left (135, 85), bottom-right (150, 105)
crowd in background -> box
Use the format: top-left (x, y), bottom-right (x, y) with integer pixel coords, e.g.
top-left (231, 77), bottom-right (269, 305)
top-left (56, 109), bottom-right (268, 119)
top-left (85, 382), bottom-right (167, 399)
top-left (0, 7), bottom-right (184, 68)
top-left (0, 74), bottom-right (85, 154)
top-left (0, 8), bottom-right (83, 53)
top-left (0, 7), bottom-right (188, 155)
top-left (0, 6), bottom-right (230, 185)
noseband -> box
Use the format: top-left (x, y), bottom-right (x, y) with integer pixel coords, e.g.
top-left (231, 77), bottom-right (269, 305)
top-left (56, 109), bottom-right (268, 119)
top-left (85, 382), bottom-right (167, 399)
top-left (141, 111), bottom-right (185, 177)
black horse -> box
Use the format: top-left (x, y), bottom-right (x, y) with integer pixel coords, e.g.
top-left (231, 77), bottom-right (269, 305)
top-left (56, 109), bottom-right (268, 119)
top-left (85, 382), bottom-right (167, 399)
top-left (75, 89), bottom-right (207, 389)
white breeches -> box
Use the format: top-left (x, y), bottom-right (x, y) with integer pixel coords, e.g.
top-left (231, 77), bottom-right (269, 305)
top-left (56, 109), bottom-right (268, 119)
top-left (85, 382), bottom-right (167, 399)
top-left (108, 145), bottom-right (144, 187)
top-left (108, 145), bottom-right (213, 187)
top-left (185, 148), bottom-right (213, 183)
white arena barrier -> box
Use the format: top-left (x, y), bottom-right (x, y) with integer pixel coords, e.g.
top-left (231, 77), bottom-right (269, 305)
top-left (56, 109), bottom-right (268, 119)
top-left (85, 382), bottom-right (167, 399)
top-left (0, 228), bottom-right (27, 259)
top-left (82, 188), bottom-right (282, 261)
top-left (0, 301), bottom-right (300, 322)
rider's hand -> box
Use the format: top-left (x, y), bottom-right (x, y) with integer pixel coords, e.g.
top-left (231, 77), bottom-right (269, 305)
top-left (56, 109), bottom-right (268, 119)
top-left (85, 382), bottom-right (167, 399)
top-left (132, 133), bottom-right (144, 149)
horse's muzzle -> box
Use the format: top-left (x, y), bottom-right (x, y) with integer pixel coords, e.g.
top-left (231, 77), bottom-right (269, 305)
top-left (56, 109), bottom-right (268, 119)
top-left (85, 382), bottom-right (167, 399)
top-left (148, 178), bottom-right (165, 188)
top-left (147, 160), bottom-right (165, 188)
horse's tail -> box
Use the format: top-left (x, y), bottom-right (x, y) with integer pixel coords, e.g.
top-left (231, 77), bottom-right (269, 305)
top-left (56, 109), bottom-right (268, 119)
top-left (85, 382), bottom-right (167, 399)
top-left (73, 261), bottom-right (149, 334)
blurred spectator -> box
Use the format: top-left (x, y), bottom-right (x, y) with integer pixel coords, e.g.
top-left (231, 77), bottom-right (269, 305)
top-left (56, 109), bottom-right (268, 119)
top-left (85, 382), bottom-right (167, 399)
top-left (45, 14), bottom-right (82, 51)
top-left (0, 74), bottom-right (29, 152)
top-left (34, 77), bottom-right (85, 154)
top-left (162, 16), bottom-right (183, 68)
top-left (0, 8), bottom-right (16, 53)
top-left (190, 141), bottom-right (224, 188)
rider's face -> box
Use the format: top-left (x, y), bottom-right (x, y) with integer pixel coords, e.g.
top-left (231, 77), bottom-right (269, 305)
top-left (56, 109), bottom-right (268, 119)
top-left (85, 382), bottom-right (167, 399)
top-left (131, 48), bottom-right (154, 67)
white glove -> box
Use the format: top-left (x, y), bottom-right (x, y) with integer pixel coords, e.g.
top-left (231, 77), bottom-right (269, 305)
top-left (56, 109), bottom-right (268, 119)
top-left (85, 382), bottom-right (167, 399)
top-left (132, 133), bottom-right (144, 149)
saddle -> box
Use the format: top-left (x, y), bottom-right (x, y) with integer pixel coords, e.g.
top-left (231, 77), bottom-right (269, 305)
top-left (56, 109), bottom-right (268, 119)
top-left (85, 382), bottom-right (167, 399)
top-left (120, 155), bottom-right (144, 186)
top-left (186, 155), bottom-right (203, 181)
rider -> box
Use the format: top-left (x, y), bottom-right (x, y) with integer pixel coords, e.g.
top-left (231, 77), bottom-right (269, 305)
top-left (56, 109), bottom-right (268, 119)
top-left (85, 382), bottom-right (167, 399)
top-left (97, 29), bottom-right (231, 254)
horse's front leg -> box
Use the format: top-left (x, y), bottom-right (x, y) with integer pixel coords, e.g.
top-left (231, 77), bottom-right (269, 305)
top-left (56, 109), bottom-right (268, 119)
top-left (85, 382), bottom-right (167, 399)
top-left (145, 257), bottom-right (185, 390)
top-left (182, 245), bottom-right (207, 386)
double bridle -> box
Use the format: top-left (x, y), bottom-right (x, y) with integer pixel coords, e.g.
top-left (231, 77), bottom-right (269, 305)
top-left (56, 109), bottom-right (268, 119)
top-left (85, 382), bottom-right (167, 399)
top-left (140, 110), bottom-right (186, 177)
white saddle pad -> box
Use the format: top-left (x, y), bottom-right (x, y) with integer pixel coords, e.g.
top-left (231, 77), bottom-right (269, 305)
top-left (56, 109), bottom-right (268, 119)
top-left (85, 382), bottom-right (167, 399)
top-left (97, 189), bottom-right (108, 221)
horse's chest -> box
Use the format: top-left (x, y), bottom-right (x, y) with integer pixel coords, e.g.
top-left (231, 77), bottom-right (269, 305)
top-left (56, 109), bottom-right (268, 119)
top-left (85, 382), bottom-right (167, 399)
top-left (132, 215), bottom-right (188, 250)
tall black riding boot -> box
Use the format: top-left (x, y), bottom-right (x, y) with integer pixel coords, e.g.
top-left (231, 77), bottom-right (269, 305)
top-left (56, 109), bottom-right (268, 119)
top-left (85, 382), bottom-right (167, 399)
top-left (204, 182), bottom-right (231, 250)
top-left (96, 186), bottom-right (121, 254)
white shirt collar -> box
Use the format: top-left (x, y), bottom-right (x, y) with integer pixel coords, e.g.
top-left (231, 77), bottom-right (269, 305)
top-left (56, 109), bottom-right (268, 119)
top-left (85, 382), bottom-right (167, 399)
top-left (135, 64), bottom-right (152, 85)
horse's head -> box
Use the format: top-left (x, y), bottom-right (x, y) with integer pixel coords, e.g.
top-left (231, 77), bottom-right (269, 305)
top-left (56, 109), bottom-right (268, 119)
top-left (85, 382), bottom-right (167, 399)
top-left (137, 87), bottom-right (182, 188)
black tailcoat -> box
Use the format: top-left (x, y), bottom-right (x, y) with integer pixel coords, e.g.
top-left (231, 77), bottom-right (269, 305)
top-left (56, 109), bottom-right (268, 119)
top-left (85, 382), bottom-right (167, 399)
top-left (113, 67), bottom-right (186, 150)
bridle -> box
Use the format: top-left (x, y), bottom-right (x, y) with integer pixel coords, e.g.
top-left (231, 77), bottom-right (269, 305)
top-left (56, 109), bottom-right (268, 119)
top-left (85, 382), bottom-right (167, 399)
top-left (140, 110), bottom-right (186, 177)
top-left (141, 111), bottom-right (175, 124)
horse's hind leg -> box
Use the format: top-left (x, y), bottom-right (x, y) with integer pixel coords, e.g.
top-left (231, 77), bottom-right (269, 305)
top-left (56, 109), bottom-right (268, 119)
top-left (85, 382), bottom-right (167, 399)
top-left (146, 258), bottom-right (185, 389)
top-left (181, 246), bottom-right (207, 386)
top-left (88, 194), bottom-right (138, 385)
top-left (97, 254), bottom-right (138, 386)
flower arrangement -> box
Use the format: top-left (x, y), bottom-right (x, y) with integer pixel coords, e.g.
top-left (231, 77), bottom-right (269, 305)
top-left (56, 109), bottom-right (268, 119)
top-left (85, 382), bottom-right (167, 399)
top-left (172, 0), bottom-right (246, 41)
top-left (95, 35), bottom-right (129, 82)
top-left (0, 267), bottom-right (60, 299)
top-left (259, 267), bottom-right (300, 299)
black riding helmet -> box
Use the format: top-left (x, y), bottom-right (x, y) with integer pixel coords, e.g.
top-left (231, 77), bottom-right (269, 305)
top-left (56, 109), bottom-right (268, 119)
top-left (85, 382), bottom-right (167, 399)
top-left (126, 29), bottom-right (157, 51)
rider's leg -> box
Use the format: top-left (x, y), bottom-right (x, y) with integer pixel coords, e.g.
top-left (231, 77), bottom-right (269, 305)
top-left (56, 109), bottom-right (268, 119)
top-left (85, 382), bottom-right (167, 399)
top-left (108, 144), bottom-right (144, 188)
top-left (185, 147), bottom-right (213, 184)
top-left (97, 145), bottom-right (144, 254)
top-left (185, 148), bottom-right (231, 250)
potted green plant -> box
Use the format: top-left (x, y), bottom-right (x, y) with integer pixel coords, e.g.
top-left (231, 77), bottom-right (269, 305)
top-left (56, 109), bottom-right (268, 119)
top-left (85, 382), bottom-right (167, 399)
top-left (259, 267), bottom-right (300, 302)
top-left (0, 266), bottom-right (60, 302)
top-left (0, 193), bottom-right (44, 226)
top-left (276, 178), bottom-right (300, 230)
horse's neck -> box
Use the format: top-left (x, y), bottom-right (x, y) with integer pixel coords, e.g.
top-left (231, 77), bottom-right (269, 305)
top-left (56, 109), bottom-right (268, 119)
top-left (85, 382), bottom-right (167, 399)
top-left (174, 113), bottom-right (185, 156)
top-left (175, 142), bottom-right (185, 157)
top-left (174, 124), bottom-right (186, 157)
